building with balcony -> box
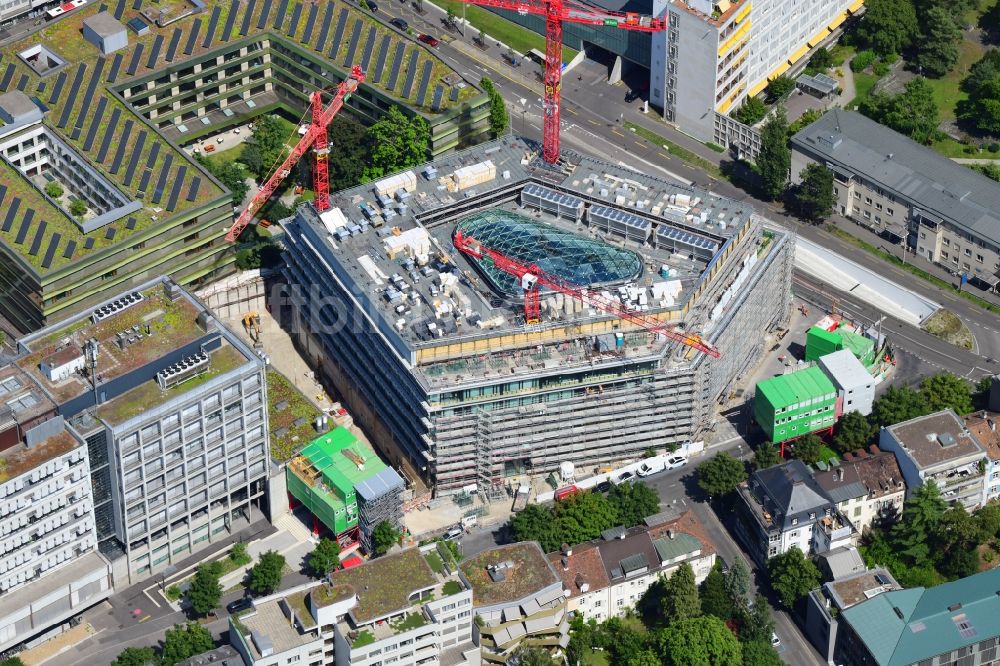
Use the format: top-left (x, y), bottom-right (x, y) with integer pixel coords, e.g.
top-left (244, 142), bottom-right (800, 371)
top-left (735, 459), bottom-right (856, 565)
top-left (547, 509), bottom-right (716, 623)
top-left (963, 410), bottom-right (1000, 507)
top-left (812, 447), bottom-right (905, 533)
top-left (14, 277), bottom-right (269, 584)
top-left (879, 409), bottom-right (988, 511)
top-left (460, 543), bottom-right (568, 664)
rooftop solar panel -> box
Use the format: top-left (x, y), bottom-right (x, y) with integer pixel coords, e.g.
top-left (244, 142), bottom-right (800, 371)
top-left (449, 86), bottom-right (459, 102)
top-left (239, 0), bottom-right (255, 35)
top-left (107, 53), bottom-right (123, 82)
top-left (131, 0), bottom-right (141, 7)
top-left (0, 185), bottom-right (7, 209)
top-left (1, 199), bottom-right (20, 233)
top-left (204, 5), bottom-right (221, 47)
top-left (69, 127), bottom-right (81, 141)
top-left (165, 28), bottom-right (181, 62)
top-left (257, 0), bottom-right (272, 29)
top-left (372, 35), bottom-right (390, 83)
top-left (15, 74), bottom-right (27, 91)
top-left (75, 58), bottom-right (105, 129)
top-left (104, 226), bottom-right (116, 240)
top-left (386, 43), bottom-right (405, 90)
top-left (273, 0), bottom-right (288, 29)
top-left (137, 168), bottom-right (152, 194)
top-left (62, 240), bottom-right (77, 259)
top-left (343, 21), bottom-right (361, 66)
top-left (315, 2), bottom-right (333, 51)
top-left (123, 130), bottom-right (147, 187)
top-left (47, 71), bottom-right (66, 105)
top-left (146, 142), bottom-right (161, 168)
top-left (185, 19), bottom-right (201, 54)
top-left (36, 80), bottom-right (45, 93)
top-left (109, 120), bottom-right (134, 174)
top-left (301, 3), bottom-right (317, 43)
top-left (126, 43), bottom-right (144, 75)
top-left (286, 1), bottom-right (301, 36)
top-left (84, 237), bottom-right (95, 250)
top-left (97, 107), bottom-right (121, 163)
top-left (125, 216), bottom-right (136, 230)
top-left (0, 63), bottom-right (14, 91)
top-left (15, 209), bottom-right (34, 245)
top-left (113, 0), bottom-right (125, 17)
top-left (146, 34), bottom-right (163, 69)
top-left (414, 59), bottom-right (432, 105)
top-left (431, 85), bottom-right (443, 111)
top-left (152, 154), bottom-right (173, 204)
top-left (186, 177), bottom-right (201, 202)
top-left (360, 26), bottom-right (376, 71)
top-left (57, 64), bottom-right (87, 128)
top-left (166, 165), bottom-right (186, 211)
top-left (222, 0), bottom-right (239, 40)
top-left (27, 220), bottom-right (46, 256)
top-left (401, 52), bottom-right (419, 99)
top-left (329, 9), bottom-right (348, 58)
top-left (41, 233), bottom-right (60, 269)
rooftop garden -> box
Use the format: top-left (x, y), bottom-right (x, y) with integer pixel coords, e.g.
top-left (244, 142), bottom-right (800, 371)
top-left (460, 543), bottom-right (557, 607)
top-left (284, 590), bottom-right (315, 625)
top-left (329, 548), bottom-right (436, 623)
top-left (311, 583), bottom-right (355, 608)
top-left (0, 430), bottom-right (78, 483)
top-left (352, 629), bottom-right (376, 648)
top-left (390, 612), bottom-right (426, 632)
top-left (267, 369), bottom-right (323, 462)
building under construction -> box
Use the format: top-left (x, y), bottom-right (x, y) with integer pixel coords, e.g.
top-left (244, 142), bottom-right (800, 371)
top-left (281, 137), bottom-right (793, 495)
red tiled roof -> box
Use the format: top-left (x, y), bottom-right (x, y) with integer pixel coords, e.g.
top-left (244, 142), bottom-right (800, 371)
top-left (547, 544), bottom-right (610, 599)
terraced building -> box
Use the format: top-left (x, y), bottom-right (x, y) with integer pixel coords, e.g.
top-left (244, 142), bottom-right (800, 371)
top-left (0, 0), bottom-right (488, 334)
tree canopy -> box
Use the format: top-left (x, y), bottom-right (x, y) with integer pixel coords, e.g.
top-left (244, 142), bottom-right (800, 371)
top-left (890, 481), bottom-right (948, 565)
top-left (661, 563), bottom-right (702, 625)
top-left (607, 481), bottom-right (661, 528)
top-left (765, 77), bottom-right (795, 103)
top-left (766, 547), bottom-right (820, 609)
top-left (161, 622), bottom-right (215, 666)
top-left (791, 163), bottom-right (835, 222)
top-left (734, 97), bottom-right (768, 125)
top-left (741, 640), bottom-right (785, 666)
top-left (958, 49), bottom-right (1000, 134)
top-left (248, 550), bottom-right (286, 595)
top-left (857, 0), bottom-right (917, 55)
top-left (724, 557), bottom-right (753, 609)
top-left (920, 373), bottom-right (974, 414)
top-left (869, 385), bottom-right (928, 428)
top-left (480, 77), bottom-right (509, 139)
top-left (915, 5), bottom-right (962, 78)
top-left (860, 77), bottom-right (939, 144)
top-left (110, 647), bottom-right (157, 666)
top-left (309, 537), bottom-right (342, 578)
top-left (737, 594), bottom-right (775, 645)
top-left (790, 434), bottom-right (824, 465)
top-left (697, 453), bottom-right (747, 498)
top-left (372, 520), bottom-right (401, 557)
top-left (756, 109), bottom-right (790, 200)
top-left (657, 616), bottom-right (743, 666)
top-left (364, 106), bottom-right (430, 181)
top-left (833, 411), bottom-right (875, 454)
top-left (752, 442), bottom-right (781, 471)
top-left (246, 115), bottom-right (291, 181)
top-left (327, 114), bottom-right (369, 191)
top-left (699, 567), bottom-right (734, 620)
top-left (186, 562), bottom-right (222, 616)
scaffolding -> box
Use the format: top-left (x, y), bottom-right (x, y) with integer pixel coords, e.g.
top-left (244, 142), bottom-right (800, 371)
top-left (476, 409), bottom-right (505, 503)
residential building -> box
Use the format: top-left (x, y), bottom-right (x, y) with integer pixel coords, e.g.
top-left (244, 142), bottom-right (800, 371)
top-left (735, 459), bottom-right (855, 565)
top-left (879, 409), bottom-right (988, 510)
top-left (548, 509), bottom-right (716, 622)
top-left (460, 543), bottom-right (568, 664)
top-left (281, 137), bottom-right (793, 494)
top-left (815, 546), bottom-right (867, 581)
top-left (0, 404), bottom-right (113, 654)
top-left (754, 365), bottom-right (838, 444)
top-left (0, 0), bottom-right (490, 336)
top-left (176, 646), bottom-right (244, 666)
top-left (964, 410), bottom-right (1000, 506)
top-left (835, 567), bottom-right (1000, 666)
top-left (818, 349), bottom-right (875, 417)
top-left (812, 447), bottom-right (905, 533)
top-left (14, 277), bottom-right (269, 584)
top-left (230, 581), bottom-right (326, 666)
top-left (804, 567), bottom-right (900, 664)
top-left (286, 427), bottom-right (404, 553)
top-left (791, 110), bottom-right (1000, 290)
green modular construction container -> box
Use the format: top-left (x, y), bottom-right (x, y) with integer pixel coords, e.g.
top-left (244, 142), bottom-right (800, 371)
top-left (838, 329), bottom-right (876, 366)
top-left (754, 366), bottom-right (838, 443)
top-left (805, 327), bottom-right (843, 361)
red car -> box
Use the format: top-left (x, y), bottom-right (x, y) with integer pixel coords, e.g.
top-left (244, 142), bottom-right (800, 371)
top-left (417, 33), bottom-right (439, 47)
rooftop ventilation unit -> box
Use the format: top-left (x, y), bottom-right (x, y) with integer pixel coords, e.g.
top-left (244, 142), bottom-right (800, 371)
top-left (91, 291), bottom-right (144, 324)
top-left (156, 351), bottom-right (210, 390)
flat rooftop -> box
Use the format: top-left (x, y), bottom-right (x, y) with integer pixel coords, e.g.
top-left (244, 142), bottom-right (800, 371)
top-left (0, 427), bottom-right (79, 483)
top-left (0, 364), bottom-right (56, 425)
top-left (460, 542), bottom-right (558, 608)
top-left (328, 548), bottom-right (437, 624)
top-left (239, 596), bottom-right (316, 659)
top-left (756, 365), bottom-right (836, 410)
top-left (885, 409), bottom-right (986, 470)
top-left (826, 568), bottom-right (900, 610)
top-left (267, 369), bottom-right (323, 463)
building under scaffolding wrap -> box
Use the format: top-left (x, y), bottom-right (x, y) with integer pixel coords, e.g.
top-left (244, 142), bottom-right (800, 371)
top-left (282, 137), bottom-right (794, 495)
top-left (286, 428), bottom-right (404, 552)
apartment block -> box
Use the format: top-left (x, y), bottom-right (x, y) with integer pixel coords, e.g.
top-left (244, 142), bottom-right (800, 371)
top-left (879, 409), bottom-right (988, 511)
top-left (791, 110), bottom-right (1000, 290)
top-left (14, 277), bottom-right (269, 584)
top-left (460, 543), bottom-right (568, 664)
top-left (964, 411), bottom-right (1000, 506)
top-left (812, 447), bottom-right (905, 533)
top-left (548, 509), bottom-right (716, 623)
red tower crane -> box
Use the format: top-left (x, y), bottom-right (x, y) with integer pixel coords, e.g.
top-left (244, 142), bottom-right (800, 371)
top-left (453, 230), bottom-right (721, 358)
top-left (225, 66), bottom-right (366, 242)
top-left (454, 0), bottom-right (665, 164)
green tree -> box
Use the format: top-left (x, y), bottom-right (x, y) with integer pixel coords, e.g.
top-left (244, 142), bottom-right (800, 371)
top-left (260, 200), bottom-right (294, 223)
top-left (857, 0), bottom-right (917, 55)
top-left (508, 646), bottom-right (554, 666)
top-left (861, 77), bottom-right (940, 144)
top-left (808, 46), bottom-right (835, 71)
top-left (697, 452), bottom-right (747, 498)
top-left (248, 550), bottom-right (285, 595)
top-left (974, 503), bottom-right (1000, 542)
top-left (656, 615), bottom-right (743, 666)
top-left (239, 143), bottom-right (264, 179)
top-left (604, 616), bottom-right (651, 664)
top-left (308, 537), bottom-right (342, 578)
top-left (741, 641), bottom-right (784, 666)
top-left (724, 556), bottom-right (753, 608)
top-left (958, 50), bottom-right (1000, 134)
top-left (737, 594), bottom-right (775, 644)
top-left (766, 547), bottom-right (820, 608)
top-left (70, 198), bottom-right (87, 218)
top-left (480, 77), bottom-right (509, 139)
top-left (974, 375), bottom-right (996, 409)
top-left (753, 442), bottom-right (781, 470)
top-left (756, 109), bottom-right (790, 200)
top-left (247, 115), bottom-right (291, 180)
top-left (699, 567), bottom-right (734, 619)
top-left (734, 97), bottom-right (768, 125)
top-left (982, 0), bottom-right (1000, 43)
top-left (554, 491), bottom-right (619, 550)
top-left (230, 542), bottom-right (251, 566)
top-left (934, 503), bottom-right (981, 579)
top-left (765, 76), bottom-right (795, 102)
top-left (510, 503), bottom-right (556, 549)
top-left (869, 385), bottom-right (928, 428)
top-left (44, 181), bottom-right (63, 198)
top-left (327, 114), bottom-right (369, 190)
top-left (920, 373), bottom-right (974, 415)
top-left (371, 520), bottom-right (401, 557)
top-left (791, 163), bottom-right (834, 222)
top-left (0, 659), bottom-right (26, 666)
top-left (890, 481), bottom-right (948, 566)
top-left (364, 106), bottom-right (430, 180)
top-left (186, 562), bottom-right (222, 616)
top-left (202, 160), bottom-right (250, 207)
top-left (161, 622), bottom-right (215, 666)
top-left (833, 411), bottom-right (876, 454)
top-left (788, 108), bottom-right (823, 137)
top-left (791, 433), bottom-right (823, 465)
top-left (661, 562), bottom-right (702, 625)
top-left (110, 647), bottom-right (157, 666)
top-left (916, 5), bottom-right (962, 77)
top-left (607, 481), bottom-right (660, 527)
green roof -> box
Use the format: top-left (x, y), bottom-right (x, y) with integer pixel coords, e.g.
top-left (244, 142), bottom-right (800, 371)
top-left (755, 366), bottom-right (836, 410)
top-left (842, 568), bottom-right (1000, 665)
top-left (299, 427), bottom-right (388, 499)
top-left (838, 328), bottom-right (875, 360)
top-left (652, 533), bottom-right (702, 561)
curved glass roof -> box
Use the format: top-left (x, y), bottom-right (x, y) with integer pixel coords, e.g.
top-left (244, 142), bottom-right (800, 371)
top-left (453, 210), bottom-right (643, 296)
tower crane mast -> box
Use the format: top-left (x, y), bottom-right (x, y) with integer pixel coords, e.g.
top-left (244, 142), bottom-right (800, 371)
top-left (453, 230), bottom-right (721, 358)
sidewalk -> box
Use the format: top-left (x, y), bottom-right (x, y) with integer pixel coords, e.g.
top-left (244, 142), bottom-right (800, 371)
top-left (18, 623), bottom-right (95, 666)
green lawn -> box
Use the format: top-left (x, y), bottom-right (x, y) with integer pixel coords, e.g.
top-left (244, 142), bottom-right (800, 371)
top-left (924, 38), bottom-right (985, 122)
top-left (624, 121), bottom-right (723, 179)
top-left (433, 0), bottom-right (577, 63)
top-left (845, 72), bottom-right (880, 110)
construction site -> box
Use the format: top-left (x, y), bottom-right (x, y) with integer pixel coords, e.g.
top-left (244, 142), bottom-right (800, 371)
top-left (281, 136), bottom-right (794, 496)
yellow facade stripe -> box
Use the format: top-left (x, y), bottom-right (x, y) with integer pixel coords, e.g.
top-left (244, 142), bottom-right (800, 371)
top-left (768, 61), bottom-right (791, 80)
top-left (716, 81), bottom-right (746, 113)
top-left (717, 20), bottom-right (751, 56)
top-left (747, 78), bottom-right (767, 97)
top-left (806, 27), bottom-right (829, 48)
top-left (787, 43), bottom-right (809, 65)
top-left (848, 0), bottom-right (864, 13)
top-left (827, 11), bottom-right (847, 31)
top-left (732, 1), bottom-right (752, 24)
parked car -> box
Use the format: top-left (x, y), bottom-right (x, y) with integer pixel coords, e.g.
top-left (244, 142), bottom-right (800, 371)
top-left (443, 526), bottom-right (463, 541)
top-left (555, 485), bottom-right (579, 501)
top-left (390, 17), bottom-right (408, 30)
top-left (717, 556), bottom-right (730, 574)
top-left (226, 597), bottom-right (253, 614)
top-left (665, 454), bottom-right (688, 470)
top-left (614, 470), bottom-right (635, 485)
top-left (368, 0), bottom-right (379, 10)
top-left (595, 480), bottom-right (612, 493)
top-left (771, 632), bottom-right (781, 648)
top-left (417, 33), bottom-right (439, 46)
top-left (637, 459), bottom-right (665, 477)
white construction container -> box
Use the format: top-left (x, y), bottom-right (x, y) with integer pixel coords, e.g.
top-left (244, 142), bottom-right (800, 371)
top-left (319, 207), bottom-right (350, 235)
top-left (374, 170), bottom-right (418, 197)
top-left (452, 160), bottom-right (496, 190)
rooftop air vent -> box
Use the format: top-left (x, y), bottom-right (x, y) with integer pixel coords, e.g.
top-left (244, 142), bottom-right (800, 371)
top-left (155, 351), bottom-right (210, 389)
top-left (91, 291), bottom-right (144, 323)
